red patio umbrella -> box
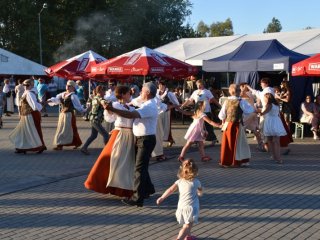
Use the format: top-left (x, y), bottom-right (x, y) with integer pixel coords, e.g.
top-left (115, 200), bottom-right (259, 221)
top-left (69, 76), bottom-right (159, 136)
top-left (45, 50), bottom-right (106, 80)
top-left (292, 53), bottom-right (320, 76)
top-left (89, 46), bottom-right (197, 79)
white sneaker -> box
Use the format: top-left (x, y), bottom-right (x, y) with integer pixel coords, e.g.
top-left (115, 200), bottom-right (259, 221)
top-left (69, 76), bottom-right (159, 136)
top-left (313, 135), bottom-right (319, 140)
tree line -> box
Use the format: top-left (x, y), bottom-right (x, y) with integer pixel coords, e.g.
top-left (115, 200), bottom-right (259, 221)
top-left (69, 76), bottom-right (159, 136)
top-left (0, 0), bottom-right (194, 66)
top-left (0, 1), bottom-right (311, 66)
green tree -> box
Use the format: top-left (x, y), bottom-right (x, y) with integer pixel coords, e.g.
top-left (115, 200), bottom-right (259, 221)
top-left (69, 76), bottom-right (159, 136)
top-left (263, 17), bottom-right (282, 33)
top-left (196, 20), bottom-right (209, 37)
top-left (209, 18), bottom-right (234, 37)
top-left (0, 0), bottom-right (193, 66)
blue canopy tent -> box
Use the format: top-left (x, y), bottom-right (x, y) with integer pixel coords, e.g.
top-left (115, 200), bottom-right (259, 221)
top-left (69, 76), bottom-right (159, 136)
top-left (203, 39), bottom-right (313, 120)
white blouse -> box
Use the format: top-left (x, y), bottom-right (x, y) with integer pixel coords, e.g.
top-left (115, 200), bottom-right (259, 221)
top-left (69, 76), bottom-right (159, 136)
top-left (22, 90), bottom-right (43, 112)
top-left (104, 101), bottom-right (134, 128)
top-left (48, 91), bottom-right (86, 113)
top-left (218, 96), bottom-right (255, 121)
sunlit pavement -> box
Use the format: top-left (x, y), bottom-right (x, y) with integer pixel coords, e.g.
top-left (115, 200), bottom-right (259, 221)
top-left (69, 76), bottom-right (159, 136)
top-left (0, 112), bottom-right (319, 240)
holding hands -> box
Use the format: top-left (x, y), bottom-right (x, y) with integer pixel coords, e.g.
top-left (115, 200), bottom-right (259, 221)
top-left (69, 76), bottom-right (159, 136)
top-left (156, 197), bottom-right (164, 205)
top-left (105, 101), bottom-right (113, 111)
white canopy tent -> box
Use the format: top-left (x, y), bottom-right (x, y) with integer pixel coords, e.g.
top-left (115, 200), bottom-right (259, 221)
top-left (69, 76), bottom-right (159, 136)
top-left (0, 48), bottom-right (46, 76)
top-left (156, 28), bottom-right (320, 66)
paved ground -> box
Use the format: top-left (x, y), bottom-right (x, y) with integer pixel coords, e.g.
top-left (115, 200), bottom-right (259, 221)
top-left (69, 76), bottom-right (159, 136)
top-left (0, 112), bottom-right (320, 240)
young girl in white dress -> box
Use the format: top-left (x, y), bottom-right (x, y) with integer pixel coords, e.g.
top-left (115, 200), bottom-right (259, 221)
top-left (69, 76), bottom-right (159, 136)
top-left (157, 159), bottom-right (202, 240)
top-left (260, 93), bottom-right (287, 164)
top-left (178, 101), bottom-right (221, 163)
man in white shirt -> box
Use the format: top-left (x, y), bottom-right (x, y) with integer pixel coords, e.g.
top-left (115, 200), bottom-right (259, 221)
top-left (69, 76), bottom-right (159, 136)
top-left (246, 78), bottom-right (275, 108)
top-left (106, 82), bottom-right (158, 207)
top-left (104, 79), bottom-right (117, 102)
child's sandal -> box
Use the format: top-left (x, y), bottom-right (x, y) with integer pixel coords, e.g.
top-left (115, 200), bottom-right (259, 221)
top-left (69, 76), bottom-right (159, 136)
top-left (201, 156), bottom-right (211, 162)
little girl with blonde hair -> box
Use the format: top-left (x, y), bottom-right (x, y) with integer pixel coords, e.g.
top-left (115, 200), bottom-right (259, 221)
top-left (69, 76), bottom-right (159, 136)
top-left (157, 159), bottom-right (202, 240)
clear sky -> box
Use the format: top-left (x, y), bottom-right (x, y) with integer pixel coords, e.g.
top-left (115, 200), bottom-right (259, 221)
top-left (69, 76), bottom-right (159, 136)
top-left (187, 0), bottom-right (320, 35)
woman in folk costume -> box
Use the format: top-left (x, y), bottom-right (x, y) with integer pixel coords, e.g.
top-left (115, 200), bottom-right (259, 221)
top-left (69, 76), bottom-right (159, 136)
top-left (84, 86), bottom-right (135, 198)
top-left (9, 79), bottom-right (46, 154)
top-left (157, 80), bottom-right (180, 147)
top-left (151, 95), bottom-right (169, 161)
top-left (47, 80), bottom-right (86, 150)
top-left (218, 84), bottom-right (255, 167)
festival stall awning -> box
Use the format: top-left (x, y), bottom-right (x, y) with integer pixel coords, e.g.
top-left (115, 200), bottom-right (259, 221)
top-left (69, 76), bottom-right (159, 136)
top-left (292, 53), bottom-right (320, 76)
top-left (203, 39), bottom-right (308, 72)
top-left (89, 46), bottom-right (197, 79)
top-left (0, 47), bottom-right (46, 75)
top-left (45, 50), bottom-right (106, 80)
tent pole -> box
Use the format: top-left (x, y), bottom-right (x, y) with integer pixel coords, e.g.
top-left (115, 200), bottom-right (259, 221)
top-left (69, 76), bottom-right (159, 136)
top-left (182, 79), bottom-right (186, 125)
top-left (227, 72), bottom-right (230, 86)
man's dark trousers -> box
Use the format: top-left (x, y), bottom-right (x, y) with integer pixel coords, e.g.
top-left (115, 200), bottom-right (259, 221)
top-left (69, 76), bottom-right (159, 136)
top-left (132, 135), bottom-right (156, 205)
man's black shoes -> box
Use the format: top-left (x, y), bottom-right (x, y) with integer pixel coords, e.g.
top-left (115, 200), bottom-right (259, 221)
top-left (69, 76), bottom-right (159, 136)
top-left (121, 199), bottom-right (143, 207)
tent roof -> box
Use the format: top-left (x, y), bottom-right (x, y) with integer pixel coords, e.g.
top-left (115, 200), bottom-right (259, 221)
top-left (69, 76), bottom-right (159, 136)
top-left (156, 35), bottom-right (244, 65)
top-left (202, 39), bottom-right (308, 72)
top-left (0, 48), bottom-right (46, 75)
top-left (155, 28), bottom-right (320, 66)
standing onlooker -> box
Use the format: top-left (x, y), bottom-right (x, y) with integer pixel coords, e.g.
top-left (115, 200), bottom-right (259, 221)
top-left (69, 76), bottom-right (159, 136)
top-left (106, 82), bottom-right (158, 207)
top-left (83, 87), bottom-right (96, 121)
top-left (76, 80), bottom-right (86, 107)
top-left (218, 84), bottom-right (254, 168)
top-left (130, 83), bottom-right (140, 99)
top-left (156, 159), bottom-right (203, 240)
top-left (300, 95), bottom-right (319, 140)
top-left (47, 80), bottom-right (86, 150)
top-left (278, 81), bottom-right (293, 128)
top-left (47, 78), bottom-right (58, 98)
top-left (259, 93), bottom-right (287, 163)
top-left (9, 79), bottom-right (46, 154)
top-left (14, 79), bottom-right (25, 116)
top-left (186, 75), bottom-right (196, 93)
top-left (174, 87), bottom-right (183, 104)
top-left (104, 79), bottom-right (118, 133)
top-left (84, 85), bottom-right (135, 198)
top-left (274, 85), bottom-right (293, 155)
top-left (37, 78), bottom-right (48, 117)
top-left (0, 84), bottom-right (5, 128)
top-left (177, 101), bottom-right (221, 163)
top-left (32, 76), bottom-right (39, 89)
top-left (181, 79), bottom-right (221, 145)
top-left (3, 79), bottom-right (14, 116)
top-left (314, 95), bottom-right (320, 136)
top-left (314, 95), bottom-right (320, 120)
top-left (80, 85), bottom-right (109, 155)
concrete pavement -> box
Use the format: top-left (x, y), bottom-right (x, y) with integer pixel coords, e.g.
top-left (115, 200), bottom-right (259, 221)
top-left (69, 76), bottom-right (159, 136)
top-left (0, 113), bottom-right (320, 240)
